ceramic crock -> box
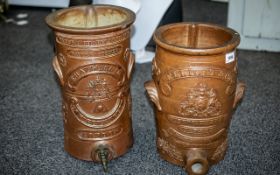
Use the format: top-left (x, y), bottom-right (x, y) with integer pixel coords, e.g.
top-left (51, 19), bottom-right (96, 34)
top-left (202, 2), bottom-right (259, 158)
top-left (46, 5), bottom-right (135, 171)
top-left (145, 23), bottom-right (245, 175)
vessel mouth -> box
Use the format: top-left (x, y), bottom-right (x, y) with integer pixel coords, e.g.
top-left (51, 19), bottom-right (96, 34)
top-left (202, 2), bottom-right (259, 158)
top-left (185, 149), bottom-right (209, 175)
top-left (154, 22), bottom-right (240, 55)
top-left (191, 162), bottom-right (204, 174)
top-left (45, 5), bottom-right (135, 34)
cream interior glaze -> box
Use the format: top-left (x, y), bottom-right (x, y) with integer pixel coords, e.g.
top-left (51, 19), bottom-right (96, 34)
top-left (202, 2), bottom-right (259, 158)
top-left (55, 6), bottom-right (127, 28)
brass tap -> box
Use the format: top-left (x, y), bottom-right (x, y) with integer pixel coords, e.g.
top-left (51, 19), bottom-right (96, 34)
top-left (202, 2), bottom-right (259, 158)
top-left (96, 146), bottom-right (110, 172)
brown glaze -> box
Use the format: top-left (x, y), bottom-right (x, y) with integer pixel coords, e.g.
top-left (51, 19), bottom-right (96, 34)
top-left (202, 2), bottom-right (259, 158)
top-left (46, 5), bottom-right (135, 169)
top-left (145, 23), bottom-right (245, 175)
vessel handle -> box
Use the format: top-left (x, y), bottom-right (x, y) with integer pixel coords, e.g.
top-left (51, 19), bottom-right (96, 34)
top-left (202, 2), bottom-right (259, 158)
top-left (52, 55), bottom-right (64, 86)
top-left (233, 81), bottom-right (246, 108)
top-left (125, 49), bottom-right (135, 80)
top-left (144, 80), bottom-right (162, 111)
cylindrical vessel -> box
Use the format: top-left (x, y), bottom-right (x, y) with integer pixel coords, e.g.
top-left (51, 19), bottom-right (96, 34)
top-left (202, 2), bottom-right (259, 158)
top-left (46, 5), bottom-right (135, 167)
top-left (145, 23), bottom-right (245, 175)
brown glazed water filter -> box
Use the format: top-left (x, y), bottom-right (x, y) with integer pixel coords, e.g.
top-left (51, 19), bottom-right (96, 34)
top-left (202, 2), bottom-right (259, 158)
top-left (46, 5), bottom-right (135, 171)
top-left (145, 23), bottom-right (245, 175)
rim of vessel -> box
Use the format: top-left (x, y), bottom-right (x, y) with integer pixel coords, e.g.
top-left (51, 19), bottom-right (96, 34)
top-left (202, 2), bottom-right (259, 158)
top-left (153, 22), bottom-right (240, 55)
top-left (45, 4), bottom-right (135, 34)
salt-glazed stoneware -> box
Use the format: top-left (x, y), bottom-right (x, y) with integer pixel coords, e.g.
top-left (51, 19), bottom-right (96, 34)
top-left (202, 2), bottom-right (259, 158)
top-left (145, 23), bottom-right (245, 175)
top-left (46, 5), bottom-right (135, 171)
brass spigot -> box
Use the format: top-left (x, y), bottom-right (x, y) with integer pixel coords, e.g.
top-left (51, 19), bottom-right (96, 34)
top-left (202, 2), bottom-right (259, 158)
top-left (96, 146), bottom-right (110, 172)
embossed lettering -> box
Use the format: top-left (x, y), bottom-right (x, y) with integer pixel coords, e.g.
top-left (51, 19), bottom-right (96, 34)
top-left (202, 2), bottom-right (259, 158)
top-left (157, 137), bottom-right (183, 161)
top-left (159, 66), bottom-right (236, 96)
top-left (77, 126), bottom-right (123, 141)
top-left (67, 63), bottom-right (125, 90)
top-left (67, 45), bottom-right (122, 58)
top-left (56, 29), bottom-right (129, 47)
top-left (168, 128), bottom-right (225, 144)
top-left (167, 113), bottom-right (226, 126)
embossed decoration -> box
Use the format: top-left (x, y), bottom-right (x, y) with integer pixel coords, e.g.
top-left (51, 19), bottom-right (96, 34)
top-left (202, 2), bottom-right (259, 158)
top-left (178, 125), bottom-right (222, 136)
top-left (56, 28), bottom-right (130, 47)
top-left (58, 53), bottom-right (67, 67)
top-left (152, 59), bottom-right (161, 77)
top-left (167, 114), bottom-right (226, 126)
top-left (86, 75), bottom-right (112, 100)
top-left (170, 136), bottom-right (225, 149)
top-left (145, 23), bottom-right (245, 175)
top-left (157, 137), bottom-right (183, 161)
top-left (66, 63), bottom-right (128, 129)
top-left (67, 63), bottom-right (125, 91)
top-left (62, 102), bottom-right (68, 123)
top-left (46, 4), bottom-right (135, 165)
top-left (159, 66), bottom-right (236, 96)
top-left (225, 85), bottom-right (235, 95)
top-left (168, 128), bottom-right (225, 144)
top-left (211, 138), bottom-right (228, 161)
top-left (68, 72), bottom-right (127, 128)
top-left (77, 125), bottom-right (123, 141)
top-left (70, 96), bottom-right (125, 128)
top-left (66, 45), bottom-right (122, 59)
top-left (179, 83), bottom-right (222, 117)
